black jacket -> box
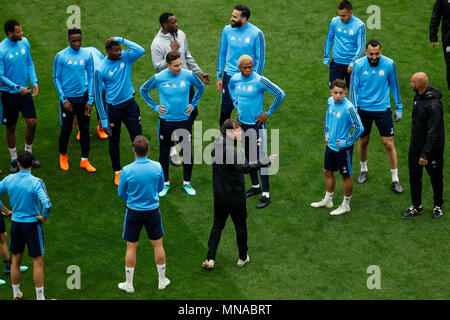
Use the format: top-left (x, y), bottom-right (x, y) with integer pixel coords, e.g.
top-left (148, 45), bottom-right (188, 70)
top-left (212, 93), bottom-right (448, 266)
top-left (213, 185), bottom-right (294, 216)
top-left (430, 0), bottom-right (450, 43)
top-left (211, 134), bottom-right (270, 204)
top-left (410, 86), bottom-right (445, 159)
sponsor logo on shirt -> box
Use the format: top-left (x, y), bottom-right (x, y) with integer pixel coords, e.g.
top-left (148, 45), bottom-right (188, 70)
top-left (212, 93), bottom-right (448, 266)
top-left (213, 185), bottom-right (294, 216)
top-left (120, 62), bottom-right (125, 69)
top-left (180, 81), bottom-right (186, 87)
top-left (8, 54), bottom-right (13, 59)
top-left (337, 27), bottom-right (342, 32)
top-left (231, 36), bottom-right (236, 41)
top-left (363, 70), bottom-right (369, 75)
top-left (245, 37), bottom-right (250, 43)
top-left (80, 59), bottom-right (84, 65)
top-left (349, 29), bottom-right (354, 35)
top-left (379, 70), bottom-right (385, 76)
top-left (21, 48), bottom-right (26, 55)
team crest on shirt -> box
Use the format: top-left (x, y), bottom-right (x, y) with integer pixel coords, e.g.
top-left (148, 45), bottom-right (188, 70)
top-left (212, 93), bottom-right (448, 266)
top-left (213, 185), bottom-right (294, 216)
top-left (372, 70), bottom-right (376, 74)
top-left (15, 52), bottom-right (18, 55)
top-left (8, 54), bottom-right (13, 59)
top-left (180, 81), bottom-right (186, 87)
top-left (337, 28), bottom-right (342, 32)
top-left (248, 85), bottom-right (253, 92)
top-left (336, 112), bottom-right (341, 119)
top-left (344, 29), bottom-right (347, 33)
top-left (109, 71), bottom-right (114, 76)
top-left (245, 37), bottom-right (250, 43)
top-left (231, 36), bottom-right (236, 41)
top-left (349, 29), bottom-right (354, 35)
top-left (120, 62), bottom-right (125, 69)
top-left (21, 48), bottom-right (26, 55)
top-left (74, 61), bottom-right (78, 65)
top-left (172, 84), bottom-right (177, 88)
top-left (80, 59), bottom-right (84, 65)
top-left (379, 70), bottom-right (385, 76)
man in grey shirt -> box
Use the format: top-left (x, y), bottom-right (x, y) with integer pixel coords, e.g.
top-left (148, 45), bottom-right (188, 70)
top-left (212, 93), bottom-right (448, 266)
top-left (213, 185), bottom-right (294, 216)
top-left (151, 12), bottom-right (210, 165)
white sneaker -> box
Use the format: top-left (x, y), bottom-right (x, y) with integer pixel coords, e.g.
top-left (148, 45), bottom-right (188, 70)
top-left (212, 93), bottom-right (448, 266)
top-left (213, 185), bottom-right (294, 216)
top-left (311, 199), bottom-right (333, 208)
top-left (202, 259), bottom-right (215, 270)
top-left (237, 255), bottom-right (250, 267)
top-left (118, 282), bottom-right (134, 293)
top-left (330, 205), bottom-right (350, 216)
top-left (158, 277), bottom-right (171, 290)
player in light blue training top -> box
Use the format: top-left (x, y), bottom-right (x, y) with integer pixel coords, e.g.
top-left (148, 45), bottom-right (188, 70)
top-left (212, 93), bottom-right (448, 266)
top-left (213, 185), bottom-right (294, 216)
top-left (94, 36), bottom-right (145, 186)
top-left (0, 19), bottom-right (40, 174)
top-left (53, 28), bottom-right (97, 173)
top-left (0, 151), bottom-right (52, 300)
top-left (323, 0), bottom-right (366, 89)
top-left (349, 39), bottom-right (404, 194)
top-left (216, 5), bottom-right (266, 126)
top-left (140, 51), bottom-right (205, 198)
top-left (311, 79), bottom-right (363, 216)
top-left (228, 55), bottom-right (285, 209)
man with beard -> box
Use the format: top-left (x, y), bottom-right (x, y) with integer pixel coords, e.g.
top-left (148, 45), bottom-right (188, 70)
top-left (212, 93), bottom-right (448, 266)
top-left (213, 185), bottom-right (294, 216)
top-left (151, 12), bottom-right (210, 166)
top-left (403, 72), bottom-right (445, 219)
top-left (216, 5), bottom-right (266, 126)
top-left (430, 0), bottom-right (450, 92)
top-left (349, 39), bottom-right (404, 194)
top-left (0, 19), bottom-right (40, 174)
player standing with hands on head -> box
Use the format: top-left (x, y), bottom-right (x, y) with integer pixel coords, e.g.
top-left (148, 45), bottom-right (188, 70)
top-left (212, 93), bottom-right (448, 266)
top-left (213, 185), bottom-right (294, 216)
top-left (323, 0), bottom-right (366, 89)
top-left (349, 39), bottom-right (404, 194)
top-left (216, 5), bottom-right (266, 126)
top-left (94, 36), bottom-right (145, 186)
top-left (311, 79), bottom-right (363, 215)
top-left (0, 19), bottom-right (40, 174)
top-left (53, 28), bottom-right (96, 173)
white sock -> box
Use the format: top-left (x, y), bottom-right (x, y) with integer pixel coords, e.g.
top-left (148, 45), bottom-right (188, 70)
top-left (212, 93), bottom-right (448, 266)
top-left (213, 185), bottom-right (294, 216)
top-left (183, 181), bottom-right (190, 186)
top-left (35, 286), bottom-right (45, 300)
top-left (170, 146), bottom-right (177, 157)
top-left (252, 184), bottom-right (260, 189)
top-left (360, 161), bottom-right (368, 172)
top-left (115, 170), bottom-right (121, 174)
top-left (325, 191), bottom-right (334, 201)
top-left (157, 264), bottom-right (166, 281)
top-left (12, 284), bottom-right (20, 298)
top-left (391, 168), bottom-right (399, 182)
top-left (343, 196), bottom-right (352, 207)
top-left (25, 143), bottom-right (32, 153)
top-left (9, 147), bottom-right (17, 161)
top-left (262, 192), bottom-right (270, 198)
top-left (81, 157), bottom-right (88, 161)
top-left (125, 267), bottom-right (134, 286)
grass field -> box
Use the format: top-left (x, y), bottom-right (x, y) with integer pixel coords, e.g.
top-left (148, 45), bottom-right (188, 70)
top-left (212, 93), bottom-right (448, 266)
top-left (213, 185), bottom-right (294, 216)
top-left (0, 0), bottom-right (449, 300)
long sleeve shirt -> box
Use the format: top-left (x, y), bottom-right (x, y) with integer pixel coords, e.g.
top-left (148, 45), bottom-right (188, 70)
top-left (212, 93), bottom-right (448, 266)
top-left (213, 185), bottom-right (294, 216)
top-left (325, 96), bottom-right (364, 151)
top-left (139, 68), bottom-right (205, 122)
top-left (94, 37), bottom-right (145, 128)
top-left (430, 0), bottom-right (450, 42)
top-left (323, 16), bottom-right (366, 66)
top-left (118, 157), bottom-right (164, 211)
top-left (150, 29), bottom-right (203, 76)
top-left (228, 71), bottom-right (285, 125)
top-left (349, 55), bottom-right (402, 113)
top-left (0, 171), bottom-right (52, 223)
top-left (84, 47), bottom-right (104, 70)
top-left (0, 37), bottom-right (38, 93)
top-left (216, 22), bottom-right (265, 79)
top-left (52, 46), bottom-right (94, 104)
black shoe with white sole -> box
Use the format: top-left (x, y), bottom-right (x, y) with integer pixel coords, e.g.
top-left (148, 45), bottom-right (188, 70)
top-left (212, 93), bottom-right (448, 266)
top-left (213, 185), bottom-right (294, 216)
top-left (402, 205), bottom-right (423, 219)
top-left (432, 206), bottom-right (443, 219)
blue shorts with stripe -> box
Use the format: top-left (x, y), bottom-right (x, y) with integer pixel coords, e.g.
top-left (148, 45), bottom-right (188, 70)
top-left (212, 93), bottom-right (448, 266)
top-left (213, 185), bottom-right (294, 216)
top-left (324, 145), bottom-right (354, 176)
top-left (122, 207), bottom-right (164, 242)
top-left (9, 221), bottom-right (44, 257)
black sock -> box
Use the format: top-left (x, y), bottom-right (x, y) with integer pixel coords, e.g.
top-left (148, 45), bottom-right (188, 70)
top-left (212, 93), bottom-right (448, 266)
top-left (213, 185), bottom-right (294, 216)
top-left (4, 259), bottom-right (11, 269)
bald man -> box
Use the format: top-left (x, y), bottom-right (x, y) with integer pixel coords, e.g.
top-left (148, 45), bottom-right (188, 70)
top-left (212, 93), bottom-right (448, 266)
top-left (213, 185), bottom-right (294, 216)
top-left (403, 72), bottom-right (445, 219)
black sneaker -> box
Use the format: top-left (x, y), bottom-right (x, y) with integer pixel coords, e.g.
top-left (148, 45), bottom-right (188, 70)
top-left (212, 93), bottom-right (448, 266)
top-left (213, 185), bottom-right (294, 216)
top-left (246, 187), bottom-right (262, 198)
top-left (9, 161), bottom-right (19, 174)
top-left (392, 181), bottom-right (404, 194)
top-left (31, 155), bottom-right (40, 168)
top-left (402, 205), bottom-right (423, 219)
top-left (257, 195), bottom-right (271, 209)
top-left (432, 206), bottom-right (443, 219)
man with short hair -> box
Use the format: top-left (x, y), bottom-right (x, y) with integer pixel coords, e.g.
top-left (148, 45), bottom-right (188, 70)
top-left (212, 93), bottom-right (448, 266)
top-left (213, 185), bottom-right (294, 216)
top-left (117, 135), bottom-right (170, 293)
top-left (0, 151), bottom-right (52, 300)
top-left (140, 51), bottom-right (205, 197)
top-left (53, 28), bottom-right (96, 173)
top-left (216, 5), bottom-right (266, 126)
top-left (228, 55), bottom-right (285, 209)
top-left (430, 0), bottom-right (450, 91)
top-left (0, 19), bottom-right (40, 174)
top-left (311, 79), bottom-right (364, 215)
top-left (94, 36), bottom-right (145, 186)
top-left (403, 72), bottom-right (445, 219)
top-left (324, 0), bottom-right (366, 88)
top-left (151, 12), bottom-right (211, 166)
top-left (349, 39), bottom-right (404, 193)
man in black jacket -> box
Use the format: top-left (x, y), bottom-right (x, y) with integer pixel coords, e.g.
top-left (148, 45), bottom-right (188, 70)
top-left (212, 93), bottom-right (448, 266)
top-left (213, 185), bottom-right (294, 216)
top-left (430, 0), bottom-right (450, 91)
top-left (403, 72), bottom-right (445, 219)
top-left (202, 119), bottom-right (277, 269)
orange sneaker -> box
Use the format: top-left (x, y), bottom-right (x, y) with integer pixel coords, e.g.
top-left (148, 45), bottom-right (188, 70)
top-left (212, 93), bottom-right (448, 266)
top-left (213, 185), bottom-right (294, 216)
top-left (97, 126), bottom-right (108, 140)
top-left (114, 171), bottom-right (121, 186)
top-left (60, 154), bottom-right (69, 171)
top-left (76, 130), bottom-right (80, 141)
top-left (80, 159), bottom-right (96, 173)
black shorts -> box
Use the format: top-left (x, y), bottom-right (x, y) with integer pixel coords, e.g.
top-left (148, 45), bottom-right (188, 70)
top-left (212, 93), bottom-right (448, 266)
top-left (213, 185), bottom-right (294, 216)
top-left (0, 214), bottom-right (5, 234)
top-left (0, 91), bottom-right (36, 125)
top-left (9, 221), bottom-right (44, 257)
top-left (358, 108), bottom-right (394, 137)
top-left (158, 118), bottom-right (192, 147)
top-left (122, 207), bottom-right (164, 242)
top-left (220, 72), bottom-right (234, 114)
top-left (324, 145), bottom-right (354, 176)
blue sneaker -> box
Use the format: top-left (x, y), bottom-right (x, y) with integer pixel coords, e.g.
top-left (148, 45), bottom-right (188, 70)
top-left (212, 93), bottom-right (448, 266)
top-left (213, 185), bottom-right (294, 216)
top-left (0, 279), bottom-right (5, 285)
top-left (159, 185), bottom-right (170, 198)
top-left (5, 265), bottom-right (29, 275)
top-left (182, 184), bottom-right (196, 196)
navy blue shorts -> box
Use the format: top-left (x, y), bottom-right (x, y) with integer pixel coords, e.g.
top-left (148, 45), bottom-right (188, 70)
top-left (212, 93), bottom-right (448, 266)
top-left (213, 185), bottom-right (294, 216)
top-left (221, 72), bottom-right (234, 114)
top-left (329, 61), bottom-right (350, 89)
top-left (9, 221), bottom-right (44, 257)
top-left (0, 214), bottom-right (5, 234)
top-left (0, 91), bottom-right (36, 125)
top-left (358, 108), bottom-right (394, 137)
top-left (122, 207), bottom-right (164, 242)
top-left (158, 118), bottom-right (192, 147)
top-left (324, 145), bottom-right (354, 176)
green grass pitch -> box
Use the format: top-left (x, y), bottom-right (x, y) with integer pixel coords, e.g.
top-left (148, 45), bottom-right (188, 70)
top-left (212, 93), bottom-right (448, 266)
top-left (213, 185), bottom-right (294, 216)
top-left (0, 0), bottom-right (449, 300)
